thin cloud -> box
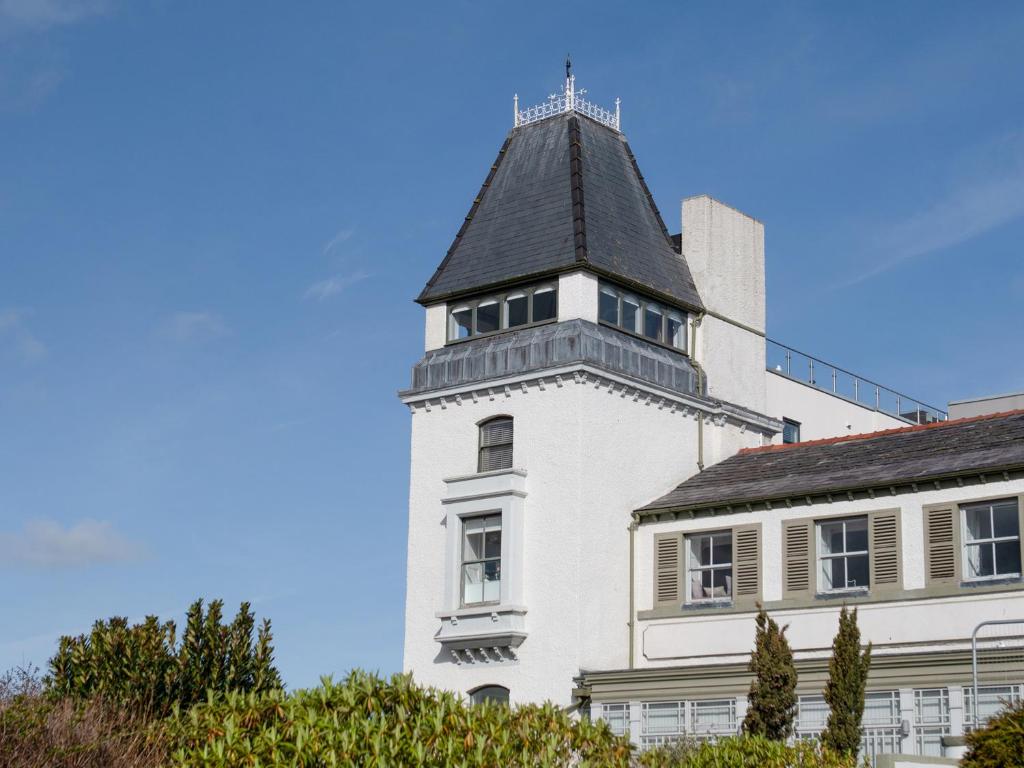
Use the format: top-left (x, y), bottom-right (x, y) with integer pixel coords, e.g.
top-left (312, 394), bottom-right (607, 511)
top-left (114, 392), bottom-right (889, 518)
top-left (840, 135), bottom-right (1024, 287)
top-left (0, 0), bottom-right (110, 29)
top-left (157, 311), bottom-right (230, 344)
top-left (322, 228), bottom-right (354, 255)
top-left (304, 270), bottom-right (370, 302)
top-left (0, 309), bottom-right (46, 363)
top-left (0, 519), bottom-right (146, 568)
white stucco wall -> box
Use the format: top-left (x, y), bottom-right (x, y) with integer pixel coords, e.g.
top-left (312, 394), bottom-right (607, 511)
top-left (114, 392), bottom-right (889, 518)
top-left (766, 370), bottom-right (908, 442)
top-left (557, 270), bottom-right (598, 323)
top-left (402, 372), bottom-right (765, 705)
top-left (424, 303), bottom-right (447, 351)
top-left (635, 478), bottom-right (1024, 667)
top-left (682, 195), bottom-right (767, 414)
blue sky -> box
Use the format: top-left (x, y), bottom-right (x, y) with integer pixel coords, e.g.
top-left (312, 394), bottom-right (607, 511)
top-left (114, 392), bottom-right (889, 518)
top-left (2, 1), bottom-right (1023, 688)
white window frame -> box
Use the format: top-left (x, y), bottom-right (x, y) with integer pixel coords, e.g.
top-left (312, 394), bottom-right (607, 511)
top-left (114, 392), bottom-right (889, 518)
top-left (640, 698), bottom-right (736, 748)
top-left (961, 499), bottom-right (1021, 583)
top-left (600, 703), bottom-right (629, 737)
top-left (460, 513), bottom-right (502, 608)
top-left (964, 683), bottom-right (1023, 730)
top-left (446, 282), bottom-right (558, 342)
top-left (913, 687), bottom-right (950, 757)
top-left (817, 515), bottom-right (870, 594)
top-left (685, 530), bottom-right (733, 604)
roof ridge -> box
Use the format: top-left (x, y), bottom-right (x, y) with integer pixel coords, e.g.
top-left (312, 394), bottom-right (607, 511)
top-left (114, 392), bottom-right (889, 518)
top-left (567, 116), bottom-right (589, 265)
top-left (738, 408), bottom-right (1024, 456)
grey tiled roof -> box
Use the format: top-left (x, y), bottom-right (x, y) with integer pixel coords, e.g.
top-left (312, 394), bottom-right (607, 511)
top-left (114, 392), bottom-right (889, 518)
top-left (640, 410), bottom-right (1024, 513)
top-left (417, 112), bottom-right (703, 310)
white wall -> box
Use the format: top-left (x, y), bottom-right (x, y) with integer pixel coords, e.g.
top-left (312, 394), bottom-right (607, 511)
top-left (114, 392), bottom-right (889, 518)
top-left (635, 478), bottom-right (1024, 667)
top-left (682, 195), bottom-right (767, 414)
top-left (403, 372), bottom-right (765, 705)
top-left (766, 370), bottom-right (907, 442)
top-left (557, 270), bottom-right (598, 323)
top-left (424, 303), bottom-right (447, 351)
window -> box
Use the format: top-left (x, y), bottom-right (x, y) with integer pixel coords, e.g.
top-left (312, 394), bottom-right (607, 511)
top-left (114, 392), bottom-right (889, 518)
top-left (798, 692), bottom-right (902, 763)
top-left (964, 684), bottom-right (1023, 730)
top-left (686, 531), bottom-right (732, 603)
top-left (914, 688), bottom-right (950, 757)
top-left (597, 281), bottom-right (688, 352)
top-left (469, 685), bottom-right (509, 705)
top-left (818, 516), bottom-right (869, 592)
top-left (601, 703), bottom-right (629, 737)
top-left (962, 499), bottom-right (1021, 581)
top-left (446, 283), bottom-right (558, 341)
top-left (782, 418), bottom-right (801, 444)
top-left (461, 514), bottom-right (501, 606)
top-left (478, 417), bottom-right (513, 472)
top-left (640, 699), bottom-right (736, 748)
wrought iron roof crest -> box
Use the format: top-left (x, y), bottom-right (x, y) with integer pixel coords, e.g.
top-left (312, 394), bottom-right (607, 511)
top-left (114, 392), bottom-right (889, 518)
top-left (513, 66), bottom-right (620, 132)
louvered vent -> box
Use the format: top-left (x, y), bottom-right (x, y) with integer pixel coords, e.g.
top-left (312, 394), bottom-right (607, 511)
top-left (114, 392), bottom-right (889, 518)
top-left (926, 508), bottom-right (956, 582)
top-left (655, 535), bottom-right (681, 605)
top-left (734, 528), bottom-right (760, 597)
top-left (479, 418), bottom-right (513, 472)
top-left (872, 512), bottom-right (900, 585)
top-left (784, 522), bottom-right (811, 594)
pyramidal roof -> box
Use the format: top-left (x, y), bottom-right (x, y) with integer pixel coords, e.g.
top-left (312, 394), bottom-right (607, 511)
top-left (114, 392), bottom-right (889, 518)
top-left (417, 84), bottom-right (703, 310)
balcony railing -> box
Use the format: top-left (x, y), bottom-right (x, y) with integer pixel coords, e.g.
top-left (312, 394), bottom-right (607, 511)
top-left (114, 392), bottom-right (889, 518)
top-left (767, 339), bottom-right (948, 425)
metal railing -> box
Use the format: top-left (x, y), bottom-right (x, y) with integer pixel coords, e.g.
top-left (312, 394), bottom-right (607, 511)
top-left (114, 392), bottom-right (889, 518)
top-left (766, 339), bottom-right (948, 425)
top-left (514, 75), bottom-right (621, 132)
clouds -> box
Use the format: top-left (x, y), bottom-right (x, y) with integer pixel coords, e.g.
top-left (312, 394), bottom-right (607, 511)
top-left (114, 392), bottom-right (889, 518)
top-left (0, 309), bottom-right (46, 363)
top-left (0, 518), bottom-right (145, 567)
top-left (304, 271), bottom-right (370, 302)
top-left (156, 311), bottom-right (230, 345)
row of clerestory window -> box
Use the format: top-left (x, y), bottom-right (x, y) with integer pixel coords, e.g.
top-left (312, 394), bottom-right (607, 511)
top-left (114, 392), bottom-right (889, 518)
top-left (598, 282), bottom-right (687, 352)
top-left (448, 284), bottom-right (557, 341)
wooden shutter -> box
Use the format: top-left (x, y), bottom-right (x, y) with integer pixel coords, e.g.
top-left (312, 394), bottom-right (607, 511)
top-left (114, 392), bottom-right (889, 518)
top-left (924, 506), bottom-right (959, 585)
top-left (869, 509), bottom-right (901, 592)
top-left (732, 524), bottom-right (761, 608)
top-left (479, 418), bottom-right (513, 471)
top-left (654, 532), bottom-right (683, 607)
top-left (783, 519), bottom-right (814, 598)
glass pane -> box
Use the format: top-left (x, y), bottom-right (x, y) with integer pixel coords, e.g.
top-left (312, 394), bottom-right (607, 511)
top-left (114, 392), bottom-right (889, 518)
top-left (783, 421), bottom-right (800, 444)
top-left (463, 518), bottom-right (485, 561)
top-left (532, 288), bottom-right (556, 322)
top-left (966, 507), bottom-right (993, 541)
top-left (477, 301), bottom-right (499, 333)
top-left (462, 563), bottom-right (483, 604)
top-left (644, 306), bottom-right (663, 342)
top-left (995, 540), bottom-right (1021, 575)
top-left (994, 503), bottom-right (1020, 538)
top-left (483, 560), bottom-right (501, 602)
top-left (622, 297), bottom-right (639, 332)
top-left (712, 535), bottom-right (731, 566)
top-left (821, 557), bottom-right (843, 591)
top-left (846, 518), bottom-right (868, 552)
top-left (666, 313), bottom-right (684, 349)
top-left (599, 289), bottom-right (619, 325)
top-left (506, 294), bottom-right (528, 327)
top-left (451, 307), bottom-right (473, 339)
top-left (819, 521), bottom-right (843, 556)
top-left (847, 554), bottom-right (869, 588)
top-left (645, 702), bottom-right (683, 734)
top-left (689, 535), bottom-right (706, 567)
top-left (713, 567), bottom-right (733, 597)
top-left (484, 529), bottom-right (502, 559)
top-left (966, 543), bottom-right (993, 578)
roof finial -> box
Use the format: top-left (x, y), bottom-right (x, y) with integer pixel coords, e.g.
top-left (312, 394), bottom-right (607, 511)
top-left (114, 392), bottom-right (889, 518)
top-left (514, 93), bottom-right (519, 127)
top-left (565, 54), bottom-right (572, 83)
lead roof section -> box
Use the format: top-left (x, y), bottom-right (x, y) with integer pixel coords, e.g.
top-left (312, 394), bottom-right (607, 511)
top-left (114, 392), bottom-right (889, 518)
top-left (640, 410), bottom-right (1024, 514)
top-left (417, 112), bottom-right (703, 310)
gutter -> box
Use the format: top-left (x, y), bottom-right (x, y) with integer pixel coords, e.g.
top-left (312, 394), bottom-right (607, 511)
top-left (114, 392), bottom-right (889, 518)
top-left (628, 515), bottom-right (638, 669)
top-left (691, 312), bottom-right (706, 471)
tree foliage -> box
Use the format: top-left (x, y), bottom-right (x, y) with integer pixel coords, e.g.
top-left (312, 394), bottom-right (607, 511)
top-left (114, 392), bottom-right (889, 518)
top-left (638, 735), bottom-right (857, 768)
top-left (45, 598), bottom-right (281, 717)
top-left (821, 605), bottom-right (871, 757)
top-left (962, 698), bottom-right (1024, 768)
top-left (742, 604), bottom-right (798, 740)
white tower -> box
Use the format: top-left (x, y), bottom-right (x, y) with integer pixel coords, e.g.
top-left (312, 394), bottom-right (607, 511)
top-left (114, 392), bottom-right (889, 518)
top-left (400, 76), bottom-right (778, 706)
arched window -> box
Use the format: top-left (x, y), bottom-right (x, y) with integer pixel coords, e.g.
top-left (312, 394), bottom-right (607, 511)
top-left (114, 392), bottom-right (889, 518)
top-left (478, 417), bottom-right (513, 472)
top-left (470, 684), bottom-right (510, 706)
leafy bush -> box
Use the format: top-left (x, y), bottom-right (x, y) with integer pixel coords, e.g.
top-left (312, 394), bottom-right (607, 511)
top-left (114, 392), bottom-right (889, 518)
top-left (638, 735), bottom-right (857, 768)
top-left (46, 598), bottom-right (281, 716)
top-left (963, 698), bottom-right (1024, 768)
top-left (0, 665), bottom-right (164, 768)
top-left (165, 670), bottom-right (633, 767)
top-left (743, 605), bottom-right (798, 740)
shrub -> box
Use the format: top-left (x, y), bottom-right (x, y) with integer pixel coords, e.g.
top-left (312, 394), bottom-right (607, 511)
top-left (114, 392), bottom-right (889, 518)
top-left (743, 604), bottom-right (798, 740)
top-left (165, 670), bottom-right (632, 767)
top-left (962, 698), bottom-right (1024, 768)
top-left (46, 598), bottom-right (281, 717)
top-left (821, 606), bottom-right (871, 757)
top-left (638, 735), bottom-right (856, 767)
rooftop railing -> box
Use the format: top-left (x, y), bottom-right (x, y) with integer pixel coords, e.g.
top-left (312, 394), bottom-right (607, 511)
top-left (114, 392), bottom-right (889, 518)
top-left (766, 339), bottom-right (948, 425)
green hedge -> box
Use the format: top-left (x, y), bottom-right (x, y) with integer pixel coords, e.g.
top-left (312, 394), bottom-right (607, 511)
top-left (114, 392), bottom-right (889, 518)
top-left (638, 736), bottom-right (857, 768)
top-left (963, 698), bottom-right (1024, 768)
top-left (165, 670), bottom-right (632, 767)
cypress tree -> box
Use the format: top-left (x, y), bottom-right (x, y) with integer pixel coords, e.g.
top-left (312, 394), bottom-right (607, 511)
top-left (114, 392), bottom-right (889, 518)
top-left (821, 605), bottom-right (872, 756)
top-left (742, 603), bottom-right (798, 739)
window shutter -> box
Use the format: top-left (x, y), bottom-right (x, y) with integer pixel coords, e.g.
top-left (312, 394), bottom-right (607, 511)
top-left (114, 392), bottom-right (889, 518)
top-left (479, 418), bottom-right (513, 472)
top-left (924, 506), bottom-right (959, 585)
top-left (869, 509), bottom-right (901, 592)
top-left (654, 533), bottom-right (683, 608)
top-left (783, 519), bottom-right (814, 598)
top-left (481, 419), bottom-right (513, 446)
top-left (732, 524), bottom-right (761, 608)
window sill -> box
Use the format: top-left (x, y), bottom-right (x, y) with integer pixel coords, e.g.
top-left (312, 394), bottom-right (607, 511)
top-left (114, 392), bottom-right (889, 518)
top-left (683, 599), bottom-right (733, 610)
top-left (815, 588), bottom-right (870, 600)
top-left (962, 576), bottom-right (1022, 588)
top-left (437, 604), bottom-right (527, 620)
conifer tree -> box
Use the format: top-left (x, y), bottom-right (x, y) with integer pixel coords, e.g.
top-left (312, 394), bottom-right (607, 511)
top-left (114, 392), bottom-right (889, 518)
top-left (742, 603), bottom-right (798, 739)
top-left (821, 605), bottom-right (872, 756)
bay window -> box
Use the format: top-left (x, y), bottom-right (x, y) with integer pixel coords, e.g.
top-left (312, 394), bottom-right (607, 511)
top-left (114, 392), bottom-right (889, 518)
top-left (462, 514), bottom-right (502, 606)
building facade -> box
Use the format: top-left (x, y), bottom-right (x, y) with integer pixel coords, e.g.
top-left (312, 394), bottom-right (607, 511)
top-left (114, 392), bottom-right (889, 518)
top-left (400, 75), bottom-right (1020, 763)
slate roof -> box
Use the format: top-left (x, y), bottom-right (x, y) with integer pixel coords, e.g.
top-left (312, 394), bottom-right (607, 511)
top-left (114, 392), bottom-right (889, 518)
top-left (417, 112), bottom-right (703, 310)
top-left (639, 410), bottom-right (1024, 514)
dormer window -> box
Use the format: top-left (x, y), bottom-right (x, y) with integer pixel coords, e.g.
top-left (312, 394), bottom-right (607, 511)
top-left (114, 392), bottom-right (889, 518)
top-left (446, 283), bottom-right (558, 342)
top-left (598, 281), bottom-right (688, 352)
